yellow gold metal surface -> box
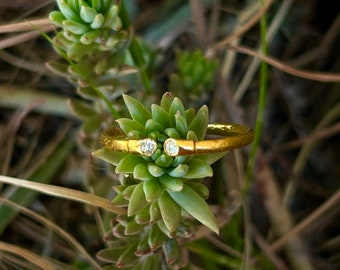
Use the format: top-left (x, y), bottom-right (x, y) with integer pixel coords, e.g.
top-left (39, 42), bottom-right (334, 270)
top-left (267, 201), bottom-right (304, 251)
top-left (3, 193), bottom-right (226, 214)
top-left (100, 124), bottom-right (254, 156)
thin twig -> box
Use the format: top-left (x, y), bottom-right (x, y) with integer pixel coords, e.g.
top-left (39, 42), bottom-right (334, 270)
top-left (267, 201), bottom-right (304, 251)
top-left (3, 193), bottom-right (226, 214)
top-left (214, 0), bottom-right (273, 49)
top-left (226, 44), bottom-right (340, 82)
top-left (231, 0), bottom-right (294, 103)
top-left (278, 122), bottom-right (340, 151)
top-left (271, 188), bottom-right (340, 252)
top-left (0, 197), bottom-right (102, 270)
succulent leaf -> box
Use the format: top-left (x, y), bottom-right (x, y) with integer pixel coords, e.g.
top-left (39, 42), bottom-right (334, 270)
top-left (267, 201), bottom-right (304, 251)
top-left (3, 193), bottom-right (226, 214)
top-left (145, 119), bottom-right (164, 134)
top-left (159, 174), bottom-right (184, 192)
top-left (186, 182), bottom-right (210, 199)
top-left (116, 118), bottom-right (145, 136)
top-left (91, 13), bottom-right (105, 29)
top-left (184, 159), bottom-right (213, 179)
top-left (169, 98), bottom-right (185, 127)
top-left (58, 1), bottom-right (82, 22)
top-left (135, 205), bottom-right (151, 224)
top-left (185, 107), bottom-right (195, 126)
top-left (148, 223), bottom-right (168, 250)
top-left (63, 19), bottom-right (90, 34)
top-left (128, 182), bottom-right (149, 216)
top-left (133, 163), bottom-right (153, 181)
top-left (164, 128), bottom-right (181, 139)
top-left (123, 94), bottom-right (152, 125)
top-left (188, 105), bottom-right (209, 140)
top-left (154, 154), bottom-right (173, 168)
top-left (124, 219), bottom-right (144, 235)
top-left (162, 239), bottom-right (179, 264)
top-left (160, 92), bottom-right (174, 111)
top-left (116, 155), bottom-right (145, 174)
top-left (143, 178), bottom-right (164, 202)
top-left (151, 104), bottom-right (170, 128)
top-left (168, 164), bottom-right (189, 178)
top-left (80, 5), bottom-right (97, 23)
top-left (149, 200), bottom-right (161, 224)
top-left (92, 148), bottom-right (126, 166)
top-left (169, 185), bottom-right (219, 234)
top-left (175, 114), bottom-right (188, 138)
top-left (116, 242), bottom-right (139, 268)
top-left (49, 11), bottom-right (66, 27)
top-left (158, 192), bottom-right (181, 233)
top-left (147, 163), bottom-right (165, 178)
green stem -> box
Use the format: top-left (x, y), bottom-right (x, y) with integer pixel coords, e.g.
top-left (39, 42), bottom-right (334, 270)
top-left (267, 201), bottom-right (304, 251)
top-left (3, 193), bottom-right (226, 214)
top-left (87, 79), bottom-right (120, 119)
top-left (244, 1), bottom-right (268, 191)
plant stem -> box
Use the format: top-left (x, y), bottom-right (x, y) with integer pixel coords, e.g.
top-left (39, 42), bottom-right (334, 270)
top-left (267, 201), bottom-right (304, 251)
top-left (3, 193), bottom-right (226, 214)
top-left (244, 1), bottom-right (269, 192)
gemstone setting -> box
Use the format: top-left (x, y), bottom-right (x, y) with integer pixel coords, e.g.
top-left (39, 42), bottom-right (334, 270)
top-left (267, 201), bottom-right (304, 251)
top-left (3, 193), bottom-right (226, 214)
top-left (139, 139), bottom-right (157, 156)
top-left (164, 138), bottom-right (179, 156)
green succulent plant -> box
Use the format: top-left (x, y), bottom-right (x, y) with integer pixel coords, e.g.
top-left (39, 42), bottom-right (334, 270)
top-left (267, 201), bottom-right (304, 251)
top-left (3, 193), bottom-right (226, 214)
top-left (49, 0), bottom-right (127, 60)
top-left (94, 92), bottom-right (227, 268)
top-left (169, 50), bottom-right (218, 103)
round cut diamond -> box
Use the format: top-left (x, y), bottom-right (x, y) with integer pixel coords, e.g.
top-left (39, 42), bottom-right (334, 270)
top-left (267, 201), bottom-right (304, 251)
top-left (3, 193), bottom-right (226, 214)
top-left (139, 139), bottom-right (157, 156)
top-left (164, 138), bottom-right (179, 156)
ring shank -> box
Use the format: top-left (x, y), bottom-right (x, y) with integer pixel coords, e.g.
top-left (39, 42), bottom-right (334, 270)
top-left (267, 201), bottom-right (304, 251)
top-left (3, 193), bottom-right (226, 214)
top-left (169, 124), bottom-right (254, 156)
top-left (100, 124), bottom-right (254, 156)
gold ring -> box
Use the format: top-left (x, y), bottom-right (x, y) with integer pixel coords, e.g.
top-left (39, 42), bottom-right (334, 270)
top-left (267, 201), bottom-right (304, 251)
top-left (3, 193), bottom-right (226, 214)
top-left (100, 124), bottom-right (254, 157)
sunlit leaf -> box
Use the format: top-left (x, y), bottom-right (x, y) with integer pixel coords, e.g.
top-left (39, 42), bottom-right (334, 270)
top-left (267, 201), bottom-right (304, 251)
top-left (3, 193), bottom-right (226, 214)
top-left (151, 104), bottom-right (170, 128)
top-left (158, 192), bottom-right (181, 233)
top-left (159, 174), bottom-right (183, 192)
top-left (188, 105), bottom-right (208, 140)
top-left (169, 185), bottom-right (218, 234)
top-left (160, 92), bottom-right (174, 111)
top-left (143, 178), bottom-right (164, 202)
top-left (184, 159), bottom-right (213, 179)
top-left (92, 148), bottom-right (126, 166)
top-left (133, 163), bottom-right (154, 181)
top-left (116, 155), bottom-right (145, 174)
top-left (128, 182), bottom-right (149, 216)
top-left (116, 118), bottom-right (145, 136)
top-left (123, 94), bottom-right (151, 125)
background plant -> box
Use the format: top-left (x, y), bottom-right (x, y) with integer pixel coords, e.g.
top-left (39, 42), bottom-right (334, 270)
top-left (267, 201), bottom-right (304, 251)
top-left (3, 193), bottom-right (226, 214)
top-left (0, 0), bottom-right (340, 270)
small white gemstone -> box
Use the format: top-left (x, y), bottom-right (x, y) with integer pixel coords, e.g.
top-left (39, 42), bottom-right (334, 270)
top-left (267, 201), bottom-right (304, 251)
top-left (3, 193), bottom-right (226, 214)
top-left (139, 139), bottom-right (157, 156)
top-left (164, 138), bottom-right (179, 156)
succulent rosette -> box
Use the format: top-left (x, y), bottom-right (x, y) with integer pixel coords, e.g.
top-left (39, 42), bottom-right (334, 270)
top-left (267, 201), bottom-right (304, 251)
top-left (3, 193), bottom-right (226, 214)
top-left (94, 92), bottom-right (227, 267)
top-left (95, 92), bottom-right (227, 234)
top-left (49, 0), bottom-right (127, 60)
top-left (170, 50), bottom-right (218, 102)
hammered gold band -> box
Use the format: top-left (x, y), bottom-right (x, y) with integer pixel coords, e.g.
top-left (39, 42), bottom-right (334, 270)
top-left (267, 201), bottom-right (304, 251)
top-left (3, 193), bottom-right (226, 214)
top-left (100, 124), bottom-right (254, 157)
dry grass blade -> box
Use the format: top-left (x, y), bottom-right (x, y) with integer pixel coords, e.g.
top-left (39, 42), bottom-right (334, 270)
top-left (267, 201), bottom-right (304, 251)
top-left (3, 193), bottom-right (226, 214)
top-left (255, 152), bottom-right (313, 270)
top-left (0, 197), bottom-right (102, 270)
top-left (0, 175), bottom-right (126, 215)
top-left (278, 122), bottom-right (340, 151)
top-left (214, 0), bottom-right (273, 49)
top-left (271, 188), bottom-right (340, 252)
top-left (189, 0), bottom-right (207, 48)
top-left (0, 18), bottom-right (53, 33)
top-left (0, 100), bottom-right (44, 176)
top-left (252, 227), bottom-right (289, 270)
top-left (226, 44), bottom-right (340, 82)
top-left (0, 27), bottom-right (55, 50)
top-left (0, 241), bottom-right (55, 269)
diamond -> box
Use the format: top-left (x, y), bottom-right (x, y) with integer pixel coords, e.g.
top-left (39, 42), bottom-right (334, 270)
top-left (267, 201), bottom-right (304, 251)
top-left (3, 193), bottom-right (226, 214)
top-left (164, 138), bottom-right (179, 156)
top-left (139, 139), bottom-right (157, 156)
